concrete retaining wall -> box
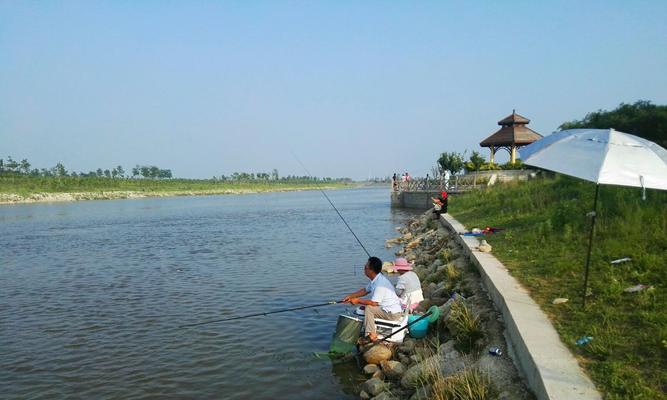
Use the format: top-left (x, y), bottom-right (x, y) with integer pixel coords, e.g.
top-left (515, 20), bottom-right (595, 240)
top-left (390, 191), bottom-right (441, 209)
top-left (440, 214), bottom-right (601, 400)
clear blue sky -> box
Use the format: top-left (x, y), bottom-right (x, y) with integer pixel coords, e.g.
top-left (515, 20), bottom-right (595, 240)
top-left (2, 1), bottom-right (666, 179)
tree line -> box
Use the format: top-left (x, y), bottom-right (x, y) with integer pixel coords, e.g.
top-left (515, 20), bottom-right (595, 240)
top-left (0, 158), bottom-right (172, 179)
top-left (0, 158), bottom-right (350, 183)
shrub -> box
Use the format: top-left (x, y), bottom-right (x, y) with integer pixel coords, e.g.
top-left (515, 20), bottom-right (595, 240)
top-left (450, 300), bottom-right (484, 353)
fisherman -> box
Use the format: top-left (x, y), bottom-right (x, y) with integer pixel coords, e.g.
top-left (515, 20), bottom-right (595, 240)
top-left (393, 258), bottom-right (424, 311)
top-left (432, 190), bottom-right (448, 217)
top-left (342, 256), bottom-right (402, 343)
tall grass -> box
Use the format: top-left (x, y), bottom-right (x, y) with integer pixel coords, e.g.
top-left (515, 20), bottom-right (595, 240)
top-left (450, 175), bottom-right (667, 399)
top-left (449, 300), bottom-right (484, 353)
top-left (415, 340), bottom-right (496, 400)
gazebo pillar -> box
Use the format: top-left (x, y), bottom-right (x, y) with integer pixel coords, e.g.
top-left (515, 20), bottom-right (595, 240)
top-left (510, 146), bottom-right (517, 164)
top-left (489, 146), bottom-right (495, 163)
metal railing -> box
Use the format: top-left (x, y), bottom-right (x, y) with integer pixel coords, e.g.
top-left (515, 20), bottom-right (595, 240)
top-left (392, 175), bottom-right (488, 193)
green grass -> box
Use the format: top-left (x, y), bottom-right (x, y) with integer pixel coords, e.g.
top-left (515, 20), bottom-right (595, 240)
top-left (0, 175), bottom-right (352, 198)
top-left (450, 175), bottom-right (667, 399)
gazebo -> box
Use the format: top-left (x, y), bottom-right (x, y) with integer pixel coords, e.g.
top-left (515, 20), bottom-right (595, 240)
top-left (480, 110), bottom-right (543, 164)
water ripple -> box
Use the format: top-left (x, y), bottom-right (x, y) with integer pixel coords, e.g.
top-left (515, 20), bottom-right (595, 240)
top-left (0, 188), bottom-right (417, 399)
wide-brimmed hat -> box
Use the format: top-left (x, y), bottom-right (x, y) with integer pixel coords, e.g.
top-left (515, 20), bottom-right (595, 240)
top-left (393, 257), bottom-right (414, 271)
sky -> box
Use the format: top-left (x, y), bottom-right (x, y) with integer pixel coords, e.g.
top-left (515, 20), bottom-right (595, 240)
top-left (2, 1), bottom-right (667, 180)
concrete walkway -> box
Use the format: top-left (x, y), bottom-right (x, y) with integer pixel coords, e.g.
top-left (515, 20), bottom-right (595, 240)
top-left (440, 214), bottom-right (601, 400)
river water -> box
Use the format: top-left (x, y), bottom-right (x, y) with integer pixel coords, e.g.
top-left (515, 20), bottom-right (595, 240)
top-left (1, 187), bottom-right (418, 399)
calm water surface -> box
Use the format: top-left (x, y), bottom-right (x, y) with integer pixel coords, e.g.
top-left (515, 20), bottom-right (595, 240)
top-left (1, 187), bottom-right (418, 399)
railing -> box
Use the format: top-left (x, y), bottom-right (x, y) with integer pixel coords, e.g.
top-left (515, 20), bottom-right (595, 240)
top-left (392, 175), bottom-right (487, 193)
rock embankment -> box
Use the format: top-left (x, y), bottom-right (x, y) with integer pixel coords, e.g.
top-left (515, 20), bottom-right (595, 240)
top-left (357, 211), bottom-right (534, 400)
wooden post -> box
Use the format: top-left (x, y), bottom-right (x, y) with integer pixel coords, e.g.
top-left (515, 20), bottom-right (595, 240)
top-left (490, 146), bottom-right (495, 164)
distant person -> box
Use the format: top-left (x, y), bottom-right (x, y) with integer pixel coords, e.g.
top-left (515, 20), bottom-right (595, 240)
top-left (342, 256), bottom-right (402, 343)
top-left (393, 258), bottom-right (423, 311)
top-left (392, 173), bottom-right (398, 191)
top-left (432, 190), bottom-right (448, 217)
top-left (401, 172), bottom-right (408, 190)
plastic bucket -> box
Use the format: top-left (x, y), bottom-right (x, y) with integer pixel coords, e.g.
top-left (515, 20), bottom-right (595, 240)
top-left (408, 314), bottom-right (429, 339)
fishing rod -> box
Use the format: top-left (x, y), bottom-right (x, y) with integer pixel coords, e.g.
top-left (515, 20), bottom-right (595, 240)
top-left (179, 301), bottom-right (341, 328)
top-left (291, 153), bottom-right (371, 258)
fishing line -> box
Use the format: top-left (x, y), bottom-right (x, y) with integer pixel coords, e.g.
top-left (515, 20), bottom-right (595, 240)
top-left (291, 153), bottom-right (371, 259)
top-left (179, 301), bottom-right (340, 328)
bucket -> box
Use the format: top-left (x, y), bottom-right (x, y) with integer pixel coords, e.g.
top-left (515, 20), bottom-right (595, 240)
top-left (407, 314), bottom-right (429, 339)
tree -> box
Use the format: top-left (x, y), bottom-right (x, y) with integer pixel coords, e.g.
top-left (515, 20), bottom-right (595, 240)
top-left (132, 165), bottom-right (140, 178)
top-left (96, 168), bottom-right (104, 177)
top-left (53, 162), bottom-right (67, 177)
top-left (559, 100), bottom-right (667, 148)
top-left (20, 159), bottom-right (31, 174)
top-left (5, 156), bottom-right (18, 173)
top-left (465, 151), bottom-right (486, 171)
top-left (116, 165), bottom-right (125, 178)
top-left (437, 151), bottom-right (464, 176)
top-left (272, 168), bottom-right (279, 180)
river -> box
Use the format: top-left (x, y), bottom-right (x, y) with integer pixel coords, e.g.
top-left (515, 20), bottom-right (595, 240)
top-left (0, 187), bottom-right (418, 399)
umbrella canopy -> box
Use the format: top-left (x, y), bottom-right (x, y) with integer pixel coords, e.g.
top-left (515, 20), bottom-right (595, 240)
top-left (519, 128), bottom-right (667, 308)
top-left (519, 128), bottom-right (667, 190)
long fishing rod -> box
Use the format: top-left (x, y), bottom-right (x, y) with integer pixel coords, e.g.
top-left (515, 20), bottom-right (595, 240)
top-left (178, 301), bottom-right (340, 328)
top-left (291, 153), bottom-right (371, 258)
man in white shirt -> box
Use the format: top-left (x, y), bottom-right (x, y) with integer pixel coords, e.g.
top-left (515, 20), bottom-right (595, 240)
top-left (342, 257), bottom-right (402, 342)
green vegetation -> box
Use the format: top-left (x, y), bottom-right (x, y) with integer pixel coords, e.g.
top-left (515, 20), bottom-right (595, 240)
top-left (560, 100), bottom-right (667, 148)
top-left (449, 300), bottom-right (484, 353)
top-left (449, 175), bottom-right (667, 399)
top-left (0, 157), bottom-right (353, 201)
top-left (0, 175), bottom-right (351, 197)
top-left (431, 367), bottom-right (496, 400)
top-left (438, 151), bottom-right (465, 175)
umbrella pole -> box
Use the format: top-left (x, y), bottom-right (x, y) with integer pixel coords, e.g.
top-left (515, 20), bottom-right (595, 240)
top-left (582, 184), bottom-right (600, 309)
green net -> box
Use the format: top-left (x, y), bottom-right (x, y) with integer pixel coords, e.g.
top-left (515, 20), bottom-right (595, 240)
top-left (329, 315), bottom-right (362, 354)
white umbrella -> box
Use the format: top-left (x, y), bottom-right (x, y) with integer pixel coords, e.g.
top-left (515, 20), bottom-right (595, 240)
top-left (519, 128), bottom-right (667, 307)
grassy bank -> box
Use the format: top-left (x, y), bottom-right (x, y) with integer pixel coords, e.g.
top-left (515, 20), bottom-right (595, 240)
top-left (449, 175), bottom-right (666, 399)
top-left (0, 175), bottom-right (353, 203)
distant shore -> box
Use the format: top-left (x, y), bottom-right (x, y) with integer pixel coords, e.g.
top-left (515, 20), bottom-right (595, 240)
top-left (0, 186), bottom-right (349, 205)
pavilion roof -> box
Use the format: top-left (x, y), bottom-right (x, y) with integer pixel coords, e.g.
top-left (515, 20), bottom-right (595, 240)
top-left (480, 125), bottom-right (543, 147)
top-left (498, 111), bottom-right (530, 125)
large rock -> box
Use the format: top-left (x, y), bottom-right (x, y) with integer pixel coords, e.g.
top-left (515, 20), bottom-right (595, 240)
top-left (361, 377), bottom-right (388, 397)
top-left (364, 344), bottom-right (393, 365)
top-left (373, 392), bottom-right (395, 400)
top-left (381, 360), bottom-right (407, 380)
top-left (364, 364), bottom-right (380, 375)
top-left (409, 385), bottom-right (431, 400)
top-left (398, 339), bottom-right (416, 354)
top-left (372, 369), bottom-right (385, 380)
top-left (400, 355), bottom-right (442, 388)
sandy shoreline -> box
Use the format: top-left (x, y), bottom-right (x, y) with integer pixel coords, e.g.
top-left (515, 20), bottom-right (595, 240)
top-left (0, 187), bottom-right (330, 205)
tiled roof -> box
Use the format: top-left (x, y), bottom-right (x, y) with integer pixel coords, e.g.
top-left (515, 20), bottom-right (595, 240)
top-left (480, 125), bottom-right (543, 147)
top-left (498, 111), bottom-right (530, 125)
